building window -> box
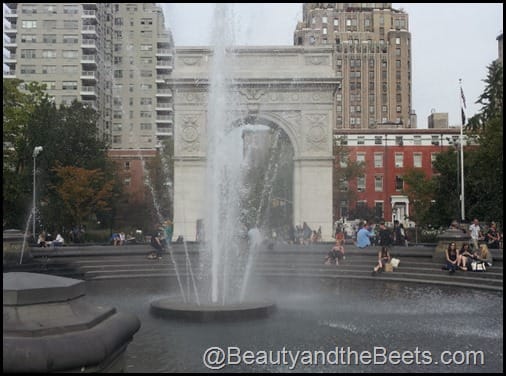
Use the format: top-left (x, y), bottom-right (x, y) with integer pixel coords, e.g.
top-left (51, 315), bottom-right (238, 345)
top-left (63, 20), bottom-right (78, 29)
top-left (124, 161), bottom-right (130, 170)
top-left (20, 65), bottom-right (37, 74)
top-left (63, 5), bottom-right (79, 14)
top-left (413, 153), bottom-right (422, 168)
top-left (374, 201), bottom-right (384, 218)
top-left (413, 135), bottom-right (422, 145)
top-left (21, 49), bottom-right (37, 59)
top-left (396, 136), bottom-right (403, 146)
top-left (374, 136), bottom-right (382, 145)
top-left (21, 34), bottom-right (37, 43)
top-left (375, 176), bottom-right (383, 192)
top-left (396, 37), bottom-right (401, 45)
top-left (42, 50), bottom-right (57, 58)
top-left (42, 81), bottom-right (56, 89)
top-left (431, 135), bottom-right (440, 146)
top-left (357, 176), bottom-right (366, 192)
top-left (113, 135), bottom-right (122, 144)
top-left (62, 50), bottom-right (78, 58)
top-left (42, 65), bottom-right (56, 74)
top-left (22, 20), bottom-right (37, 28)
top-left (395, 153), bottom-right (404, 168)
top-left (356, 153), bottom-right (366, 164)
top-left (339, 178), bottom-right (349, 192)
top-left (357, 136), bottom-right (365, 145)
top-left (62, 81), bottom-right (77, 90)
top-left (374, 153), bottom-right (383, 168)
top-left (339, 200), bottom-right (348, 218)
top-left (63, 65), bottom-right (78, 73)
top-left (431, 153), bottom-right (437, 167)
top-left (395, 176), bottom-right (404, 191)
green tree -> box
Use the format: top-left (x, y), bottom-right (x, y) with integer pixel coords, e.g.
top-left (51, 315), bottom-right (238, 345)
top-left (402, 168), bottom-right (438, 227)
top-left (3, 79), bottom-right (120, 231)
top-left (333, 136), bottom-right (365, 221)
top-left (463, 61), bottom-right (503, 223)
top-left (3, 79), bottom-right (51, 228)
top-left (432, 61), bottom-right (503, 225)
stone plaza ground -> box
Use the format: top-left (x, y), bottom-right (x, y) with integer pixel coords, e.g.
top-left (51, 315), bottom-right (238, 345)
top-left (4, 242), bottom-right (503, 372)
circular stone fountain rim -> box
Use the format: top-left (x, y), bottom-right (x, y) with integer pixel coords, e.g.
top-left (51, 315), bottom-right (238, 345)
top-left (150, 299), bottom-right (277, 322)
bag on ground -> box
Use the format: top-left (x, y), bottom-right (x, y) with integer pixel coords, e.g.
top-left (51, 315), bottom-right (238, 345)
top-left (471, 261), bottom-right (486, 272)
top-left (390, 258), bottom-right (400, 268)
top-left (384, 263), bottom-right (394, 272)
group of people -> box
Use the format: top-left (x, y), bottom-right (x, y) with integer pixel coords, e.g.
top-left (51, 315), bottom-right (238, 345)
top-left (468, 218), bottom-right (502, 249)
top-left (444, 241), bottom-right (493, 273)
top-left (110, 232), bottom-right (126, 246)
top-left (37, 231), bottom-right (65, 248)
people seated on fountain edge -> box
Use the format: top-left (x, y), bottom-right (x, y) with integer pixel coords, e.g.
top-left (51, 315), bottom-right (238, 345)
top-left (325, 239), bottom-right (345, 266)
top-left (372, 246), bottom-right (391, 275)
top-left (356, 222), bottom-right (374, 248)
top-left (471, 243), bottom-right (493, 268)
top-left (444, 242), bottom-right (459, 274)
top-left (37, 231), bottom-right (47, 247)
top-left (52, 232), bottom-right (64, 248)
top-left (148, 226), bottom-right (164, 260)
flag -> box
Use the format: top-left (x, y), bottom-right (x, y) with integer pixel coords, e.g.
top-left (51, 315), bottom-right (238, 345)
top-left (460, 87), bottom-right (466, 109)
top-left (460, 86), bottom-right (467, 125)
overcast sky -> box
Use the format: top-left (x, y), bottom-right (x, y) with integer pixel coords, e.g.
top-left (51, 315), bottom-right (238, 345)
top-left (161, 3), bottom-right (503, 128)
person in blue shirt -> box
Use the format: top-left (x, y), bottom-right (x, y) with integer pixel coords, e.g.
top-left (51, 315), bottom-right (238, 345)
top-left (356, 222), bottom-right (375, 248)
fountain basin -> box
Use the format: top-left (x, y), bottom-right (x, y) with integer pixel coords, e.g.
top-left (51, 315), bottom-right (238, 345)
top-left (150, 299), bottom-right (276, 322)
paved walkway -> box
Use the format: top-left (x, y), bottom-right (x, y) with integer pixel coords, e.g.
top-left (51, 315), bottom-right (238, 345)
top-left (8, 242), bottom-right (503, 292)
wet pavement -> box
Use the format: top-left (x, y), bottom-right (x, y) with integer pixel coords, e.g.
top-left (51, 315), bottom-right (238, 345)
top-left (83, 277), bottom-right (503, 373)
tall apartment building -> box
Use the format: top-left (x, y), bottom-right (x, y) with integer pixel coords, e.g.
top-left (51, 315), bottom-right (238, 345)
top-left (3, 3), bottom-right (174, 150)
top-left (294, 3), bottom-right (412, 130)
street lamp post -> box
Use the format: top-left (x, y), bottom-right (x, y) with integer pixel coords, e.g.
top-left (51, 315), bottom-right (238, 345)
top-left (32, 146), bottom-right (43, 242)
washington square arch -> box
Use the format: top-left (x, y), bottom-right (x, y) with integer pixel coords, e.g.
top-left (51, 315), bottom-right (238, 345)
top-left (169, 46), bottom-right (339, 241)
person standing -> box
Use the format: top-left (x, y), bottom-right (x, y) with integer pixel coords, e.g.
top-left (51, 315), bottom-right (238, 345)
top-left (486, 222), bottom-right (500, 249)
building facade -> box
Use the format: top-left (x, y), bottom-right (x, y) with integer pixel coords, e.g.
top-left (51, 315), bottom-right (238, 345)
top-left (334, 128), bottom-right (465, 226)
top-left (294, 3), bottom-right (412, 130)
top-left (3, 3), bottom-right (174, 150)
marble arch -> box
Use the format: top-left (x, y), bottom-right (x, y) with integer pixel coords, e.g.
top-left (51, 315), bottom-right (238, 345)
top-left (168, 46), bottom-right (339, 241)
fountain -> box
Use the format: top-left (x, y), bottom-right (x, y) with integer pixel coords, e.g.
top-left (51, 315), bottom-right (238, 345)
top-left (150, 4), bottom-right (278, 321)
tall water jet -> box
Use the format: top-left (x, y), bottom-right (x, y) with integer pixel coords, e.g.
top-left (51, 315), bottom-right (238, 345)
top-left (205, 4), bottom-right (241, 305)
top-left (151, 4), bottom-right (278, 319)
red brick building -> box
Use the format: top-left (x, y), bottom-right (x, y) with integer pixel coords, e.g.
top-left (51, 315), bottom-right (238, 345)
top-left (334, 127), bottom-right (467, 225)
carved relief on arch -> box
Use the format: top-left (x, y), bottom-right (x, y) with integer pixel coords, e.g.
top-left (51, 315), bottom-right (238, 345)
top-left (181, 56), bottom-right (202, 66)
top-left (303, 113), bottom-right (329, 152)
top-left (180, 115), bottom-right (201, 153)
top-left (238, 87), bottom-right (266, 101)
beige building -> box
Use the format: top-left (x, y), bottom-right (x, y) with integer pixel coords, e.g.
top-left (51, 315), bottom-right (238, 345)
top-left (3, 3), bottom-right (174, 150)
top-left (293, 3), bottom-right (412, 130)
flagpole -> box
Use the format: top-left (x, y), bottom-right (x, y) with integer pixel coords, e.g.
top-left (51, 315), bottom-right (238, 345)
top-left (459, 79), bottom-right (466, 222)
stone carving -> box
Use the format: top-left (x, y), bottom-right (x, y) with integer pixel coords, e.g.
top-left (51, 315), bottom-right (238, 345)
top-left (182, 56), bottom-right (201, 66)
top-left (180, 115), bottom-right (201, 152)
top-left (305, 55), bottom-right (330, 66)
top-left (304, 114), bottom-right (328, 151)
top-left (238, 88), bottom-right (266, 101)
